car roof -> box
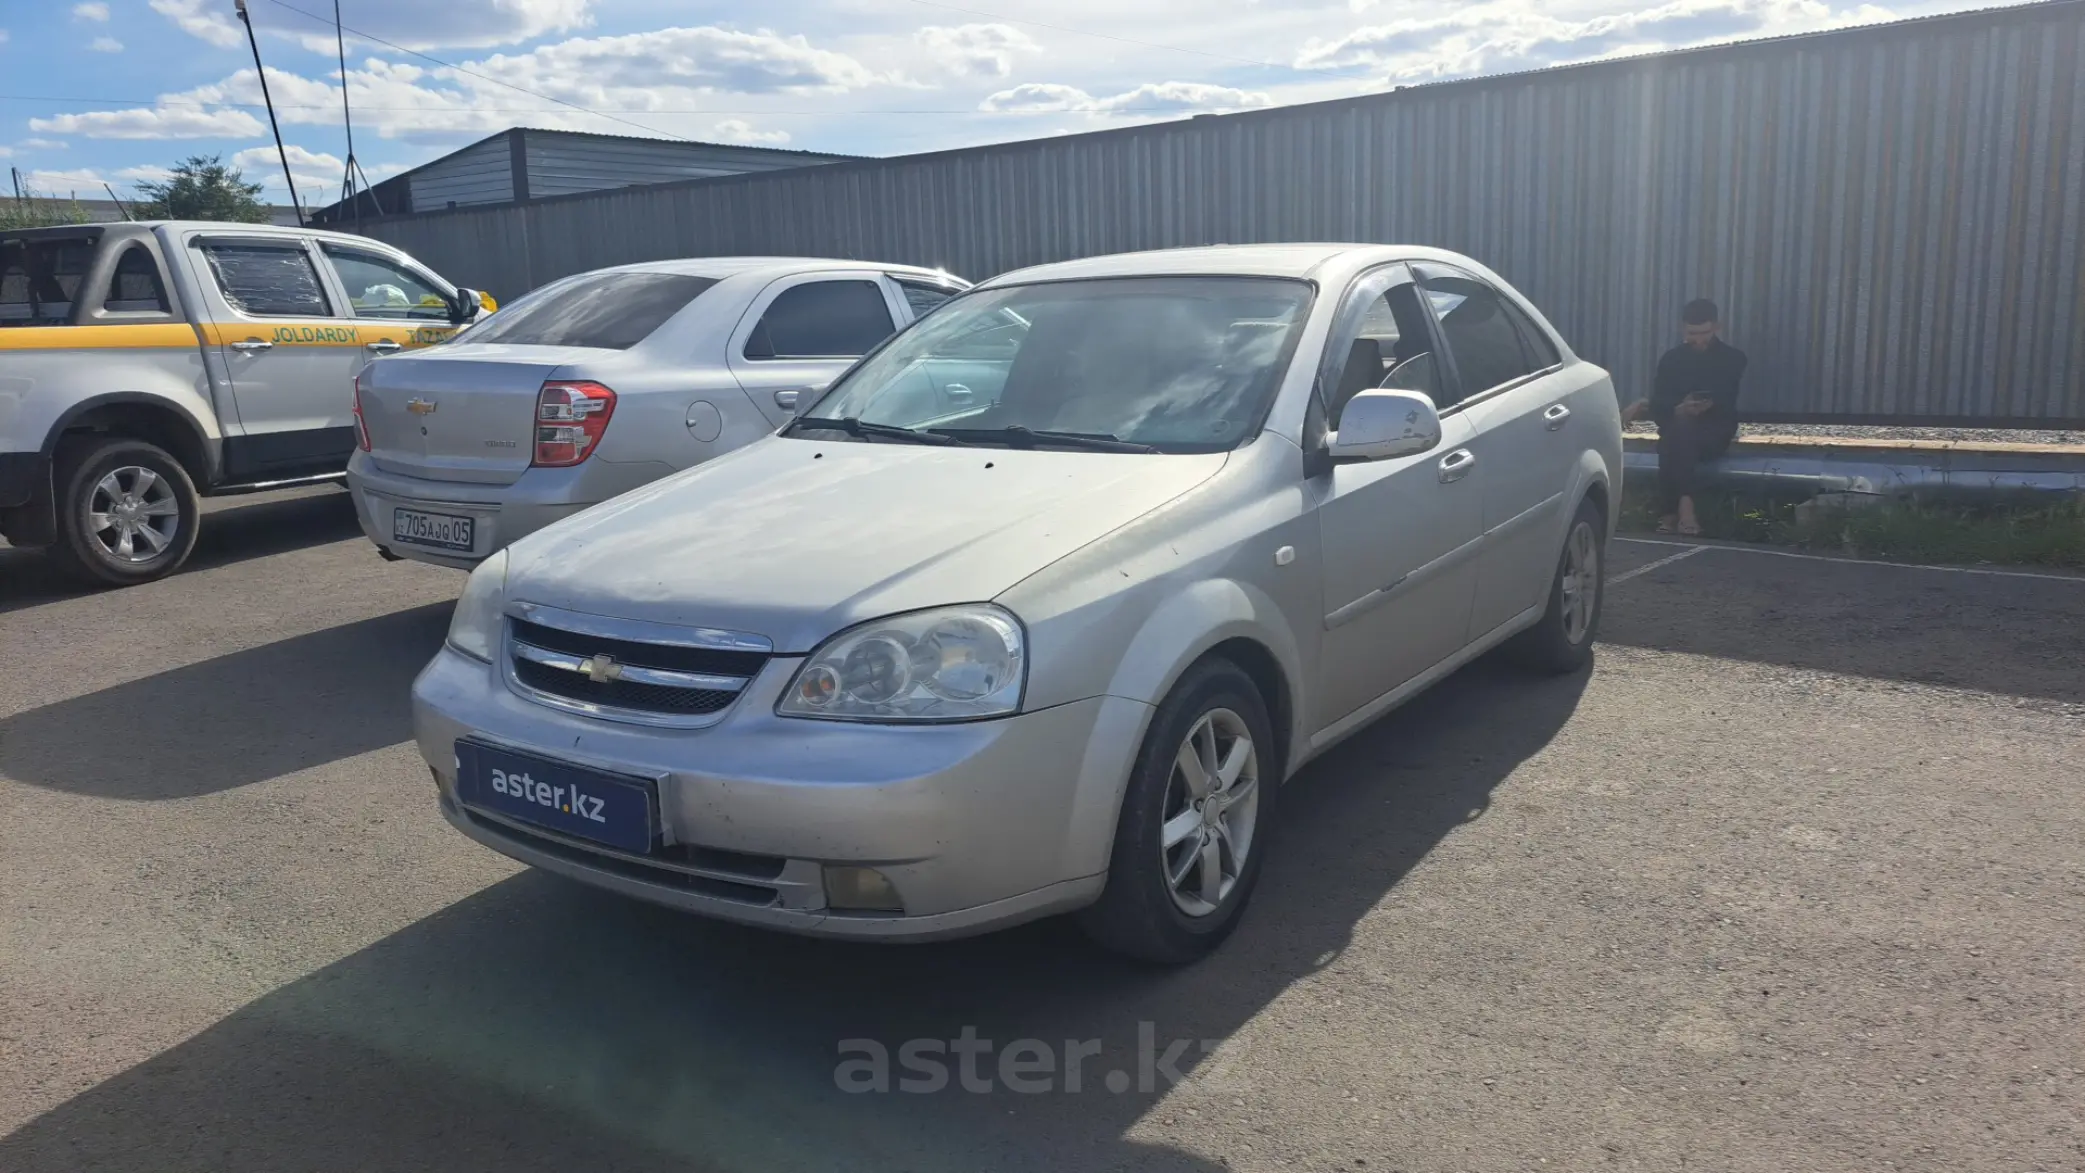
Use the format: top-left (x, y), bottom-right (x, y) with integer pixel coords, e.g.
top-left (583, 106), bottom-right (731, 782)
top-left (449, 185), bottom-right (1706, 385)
top-left (569, 256), bottom-right (962, 283)
top-left (983, 243), bottom-right (1477, 286)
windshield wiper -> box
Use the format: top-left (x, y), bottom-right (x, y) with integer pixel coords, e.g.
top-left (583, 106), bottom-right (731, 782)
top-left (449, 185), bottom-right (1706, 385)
top-left (928, 425), bottom-right (1161, 454)
top-left (792, 416), bottom-right (971, 446)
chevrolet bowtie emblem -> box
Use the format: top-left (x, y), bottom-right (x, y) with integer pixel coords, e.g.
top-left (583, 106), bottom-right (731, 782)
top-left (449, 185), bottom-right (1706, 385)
top-left (579, 654), bottom-right (623, 684)
top-left (406, 398), bottom-right (438, 415)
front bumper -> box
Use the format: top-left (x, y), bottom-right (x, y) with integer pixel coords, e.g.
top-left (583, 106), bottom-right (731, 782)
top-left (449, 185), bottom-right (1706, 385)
top-left (345, 451), bottom-right (671, 569)
top-left (413, 646), bottom-right (1153, 941)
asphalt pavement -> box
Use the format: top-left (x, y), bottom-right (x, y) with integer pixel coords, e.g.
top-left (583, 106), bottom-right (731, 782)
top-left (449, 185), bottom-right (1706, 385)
top-left (2, 486), bottom-right (2080, 1172)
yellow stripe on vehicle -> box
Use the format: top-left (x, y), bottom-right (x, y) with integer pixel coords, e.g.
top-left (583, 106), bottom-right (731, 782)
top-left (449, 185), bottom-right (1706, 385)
top-left (197, 320), bottom-right (459, 349)
top-left (0, 323), bottom-right (203, 351)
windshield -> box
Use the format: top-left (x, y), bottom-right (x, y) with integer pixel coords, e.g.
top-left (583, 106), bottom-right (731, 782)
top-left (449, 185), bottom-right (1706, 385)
top-left (463, 272), bottom-right (719, 349)
top-left (797, 276), bottom-right (1314, 453)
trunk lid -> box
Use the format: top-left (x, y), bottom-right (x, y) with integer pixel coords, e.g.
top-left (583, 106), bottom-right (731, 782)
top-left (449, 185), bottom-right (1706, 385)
top-left (357, 343), bottom-right (612, 486)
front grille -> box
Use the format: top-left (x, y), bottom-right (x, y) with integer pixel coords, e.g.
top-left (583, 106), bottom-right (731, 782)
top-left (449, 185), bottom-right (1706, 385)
top-left (510, 616), bottom-right (768, 677)
top-left (463, 808), bottom-right (779, 906)
top-left (513, 657), bottom-right (739, 715)
top-left (502, 604), bottom-right (771, 726)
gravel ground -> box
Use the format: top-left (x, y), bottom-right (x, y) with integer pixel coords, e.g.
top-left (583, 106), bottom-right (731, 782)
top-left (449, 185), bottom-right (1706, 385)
top-left (1624, 421), bottom-right (2085, 445)
top-left (2, 490), bottom-right (2082, 1173)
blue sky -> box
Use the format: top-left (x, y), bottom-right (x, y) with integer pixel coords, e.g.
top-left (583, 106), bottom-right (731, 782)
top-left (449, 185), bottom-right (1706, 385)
top-left (0, 0), bottom-right (2020, 211)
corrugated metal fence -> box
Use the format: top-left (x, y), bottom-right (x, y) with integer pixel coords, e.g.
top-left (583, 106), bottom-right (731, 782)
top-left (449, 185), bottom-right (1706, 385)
top-left (359, 1), bottom-right (2085, 426)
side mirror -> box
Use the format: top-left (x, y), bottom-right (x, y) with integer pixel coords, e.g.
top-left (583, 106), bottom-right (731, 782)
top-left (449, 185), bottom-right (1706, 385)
top-left (1327, 389), bottom-right (1442, 462)
top-left (452, 287), bottom-right (492, 324)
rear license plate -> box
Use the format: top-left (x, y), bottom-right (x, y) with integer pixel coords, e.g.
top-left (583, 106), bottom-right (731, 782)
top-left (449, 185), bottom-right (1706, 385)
top-left (456, 740), bottom-right (657, 854)
top-left (393, 507), bottom-right (474, 552)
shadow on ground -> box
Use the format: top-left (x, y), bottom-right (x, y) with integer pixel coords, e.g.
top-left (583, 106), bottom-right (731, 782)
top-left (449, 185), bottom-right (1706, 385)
top-left (0, 487), bottom-right (360, 616)
top-left (0, 602), bottom-right (450, 799)
top-left (0, 656), bottom-right (1589, 1172)
top-left (1601, 542), bottom-right (2085, 702)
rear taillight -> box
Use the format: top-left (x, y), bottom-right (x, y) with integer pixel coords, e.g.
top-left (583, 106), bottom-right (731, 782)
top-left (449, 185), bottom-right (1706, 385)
top-left (352, 372), bottom-right (372, 452)
top-left (532, 380), bottom-right (617, 467)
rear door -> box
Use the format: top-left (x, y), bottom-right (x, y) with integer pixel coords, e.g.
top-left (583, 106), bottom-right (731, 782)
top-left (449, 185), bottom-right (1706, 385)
top-left (187, 233), bottom-right (364, 480)
top-left (727, 272), bottom-right (904, 427)
top-left (1412, 263), bottom-right (1575, 639)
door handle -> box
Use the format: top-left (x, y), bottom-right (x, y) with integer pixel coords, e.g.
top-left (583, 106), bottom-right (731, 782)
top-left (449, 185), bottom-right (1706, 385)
top-left (945, 383), bottom-right (973, 401)
top-left (366, 340), bottom-right (403, 354)
top-left (1543, 403), bottom-right (1571, 431)
top-left (229, 339), bottom-right (273, 353)
top-left (773, 388), bottom-right (802, 411)
top-left (1438, 449), bottom-right (1477, 483)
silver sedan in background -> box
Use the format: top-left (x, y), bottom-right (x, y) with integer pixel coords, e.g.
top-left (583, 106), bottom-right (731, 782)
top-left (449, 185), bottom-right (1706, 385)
top-left (347, 257), bottom-right (968, 568)
top-left (413, 244), bottom-right (1622, 964)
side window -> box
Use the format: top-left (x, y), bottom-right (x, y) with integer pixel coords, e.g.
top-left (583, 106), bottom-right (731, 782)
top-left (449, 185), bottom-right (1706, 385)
top-left (321, 246), bottom-right (451, 320)
top-left (744, 280), bottom-right (895, 360)
top-left (1413, 265), bottom-right (1539, 405)
top-left (200, 242), bottom-right (330, 318)
top-left (1498, 297), bottom-right (1562, 369)
top-left (1318, 264), bottom-right (1445, 428)
top-left (104, 245), bottom-right (171, 314)
top-left (895, 280), bottom-right (958, 319)
top-left (1, 237), bottom-right (95, 325)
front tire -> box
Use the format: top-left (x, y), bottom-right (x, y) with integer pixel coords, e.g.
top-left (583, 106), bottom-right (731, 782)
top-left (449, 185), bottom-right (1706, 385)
top-left (1509, 495), bottom-right (1606, 674)
top-left (1078, 659), bottom-right (1277, 965)
top-left (50, 437), bottom-right (201, 587)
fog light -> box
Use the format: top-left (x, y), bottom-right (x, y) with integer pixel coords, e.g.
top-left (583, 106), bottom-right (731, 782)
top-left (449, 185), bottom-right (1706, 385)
top-left (824, 866), bottom-right (904, 912)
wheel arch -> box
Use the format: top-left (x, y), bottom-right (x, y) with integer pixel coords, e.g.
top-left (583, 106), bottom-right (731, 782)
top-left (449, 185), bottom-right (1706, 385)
top-left (44, 392), bottom-right (219, 487)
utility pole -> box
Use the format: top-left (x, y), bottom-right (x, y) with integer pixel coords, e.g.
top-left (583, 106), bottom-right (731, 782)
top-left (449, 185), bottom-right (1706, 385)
top-left (333, 0), bottom-right (364, 229)
top-left (234, 0), bottom-right (305, 226)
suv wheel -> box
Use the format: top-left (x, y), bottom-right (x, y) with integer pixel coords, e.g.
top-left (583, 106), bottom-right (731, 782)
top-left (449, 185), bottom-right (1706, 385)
top-left (1078, 658), bottom-right (1277, 965)
top-left (1508, 495), bottom-right (1606, 674)
top-left (51, 437), bottom-right (201, 587)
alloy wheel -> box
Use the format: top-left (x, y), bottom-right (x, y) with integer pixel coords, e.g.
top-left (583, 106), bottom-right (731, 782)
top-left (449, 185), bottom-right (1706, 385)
top-left (1159, 707), bottom-right (1261, 917)
top-left (1560, 519), bottom-right (1599, 644)
top-left (87, 465), bottom-right (181, 563)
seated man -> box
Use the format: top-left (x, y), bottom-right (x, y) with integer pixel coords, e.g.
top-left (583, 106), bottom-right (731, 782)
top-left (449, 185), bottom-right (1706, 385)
top-left (1623, 298), bottom-right (1747, 535)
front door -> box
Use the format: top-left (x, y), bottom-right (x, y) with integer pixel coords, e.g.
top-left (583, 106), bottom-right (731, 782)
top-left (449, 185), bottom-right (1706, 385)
top-left (726, 272), bottom-right (905, 427)
top-left (188, 235), bottom-right (368, 481)
top-left (1309, 263), bottom-right (1485, 732)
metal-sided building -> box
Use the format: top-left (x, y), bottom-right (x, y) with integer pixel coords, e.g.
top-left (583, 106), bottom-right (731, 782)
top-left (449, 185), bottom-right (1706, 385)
top-left (310, 128), bottom-right (857, 223)
top-left (355, 1), bottom-right (2085, 427)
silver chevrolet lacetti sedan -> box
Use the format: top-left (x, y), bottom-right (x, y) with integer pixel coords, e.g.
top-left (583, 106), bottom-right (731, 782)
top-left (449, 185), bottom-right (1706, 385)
top-left (414, 244), bottom-right (1623, 964)
top-left (348, 257), bottom-right (968, 569)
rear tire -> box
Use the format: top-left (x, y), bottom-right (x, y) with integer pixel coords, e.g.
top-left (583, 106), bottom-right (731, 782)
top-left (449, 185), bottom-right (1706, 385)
top-left (1508, 495), bottom-right (1605, 674)
top-left (50, 437), bottom-right (201, 587)
top-left (1078, 659), bottom-right (1277, 965)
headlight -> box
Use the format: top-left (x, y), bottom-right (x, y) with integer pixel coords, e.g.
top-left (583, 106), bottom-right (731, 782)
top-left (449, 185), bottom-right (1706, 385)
top-left (778, 605), bottom-right (1025, 722)
top-left (446, 549), bottom-right (508, 662)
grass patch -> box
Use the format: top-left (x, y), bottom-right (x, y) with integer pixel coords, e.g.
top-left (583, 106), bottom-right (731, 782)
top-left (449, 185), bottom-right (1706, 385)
top-left (1618, 486), bottom-right (2085, 569)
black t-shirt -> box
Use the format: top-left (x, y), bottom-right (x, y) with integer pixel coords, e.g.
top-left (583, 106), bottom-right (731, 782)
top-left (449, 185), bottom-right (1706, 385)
top-left (1651, 339), bottom-right (1747, 425)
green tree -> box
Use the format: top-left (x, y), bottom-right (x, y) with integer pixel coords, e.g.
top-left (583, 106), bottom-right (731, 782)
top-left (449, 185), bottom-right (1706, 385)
top-left (133, 154), bottom-right (271, 223)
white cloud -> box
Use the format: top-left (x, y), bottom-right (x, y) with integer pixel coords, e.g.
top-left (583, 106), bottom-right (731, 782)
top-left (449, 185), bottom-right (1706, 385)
top-left (915, 24), bottom-right (1040, 78)
top-left (0, 147), bottom-right (11, 160)
top-left (74, 2), bottom-right (110, 21)
top-left (711, 119), bottom-right (791, 145)
top-left (21, 169), bottom-right (113, 195)
top-left (29, 105), bottom-right (265, 140)
top-left (233, 144), bottom-right (343, 195)
top-left (1299, 0), bottom-right (1899, 82)
top-left (470, 26), bottom-right (887, 99)
top-left (150, 0), bottom-right (242, 49)
top-left (18, 138), bottom-right (68, 150)
top-left (90, 35), bottom-right (124, 52)
top-left (981, 81), bottom-right (1272, 117)
top-left (272, 0), bottom-right (594, 52)
top-left (116, 164), bottom-right (176, 185)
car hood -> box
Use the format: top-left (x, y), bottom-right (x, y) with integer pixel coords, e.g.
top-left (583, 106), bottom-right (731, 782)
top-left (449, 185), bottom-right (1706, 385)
top-left (505, 437), bottom-right (1229, 652)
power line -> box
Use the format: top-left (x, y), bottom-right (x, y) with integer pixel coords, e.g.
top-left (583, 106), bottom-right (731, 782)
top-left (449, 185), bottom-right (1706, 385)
top-left (257, 0), bottom-right (690, 140)
top-left (0, 93), bottom-right (1247, 117)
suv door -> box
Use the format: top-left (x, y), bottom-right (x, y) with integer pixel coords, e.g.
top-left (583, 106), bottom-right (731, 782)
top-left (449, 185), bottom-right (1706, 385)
top-left (315, 242), bottom-right (461, 354)
top-left (1412, 263), bottom-right (1577, 640)
top-left (728, 273), bottom-right (905, 428)
top-left (1309, 263), bottom-right (1485, 733)
top-left (188, 234), bottom-right (366, 481)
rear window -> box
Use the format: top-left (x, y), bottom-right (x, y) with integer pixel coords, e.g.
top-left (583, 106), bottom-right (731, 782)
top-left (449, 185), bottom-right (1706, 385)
top-left (464, 272), bottom-right (718, 349)
top-left (1, 236), bottom-right (98, 326)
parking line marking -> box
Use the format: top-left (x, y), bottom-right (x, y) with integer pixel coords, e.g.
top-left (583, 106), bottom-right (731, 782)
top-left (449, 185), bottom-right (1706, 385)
top-left (1610, 545), bottom-right (1708, 584)
top-left (1615, 537), bottom-right (2085, 584)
